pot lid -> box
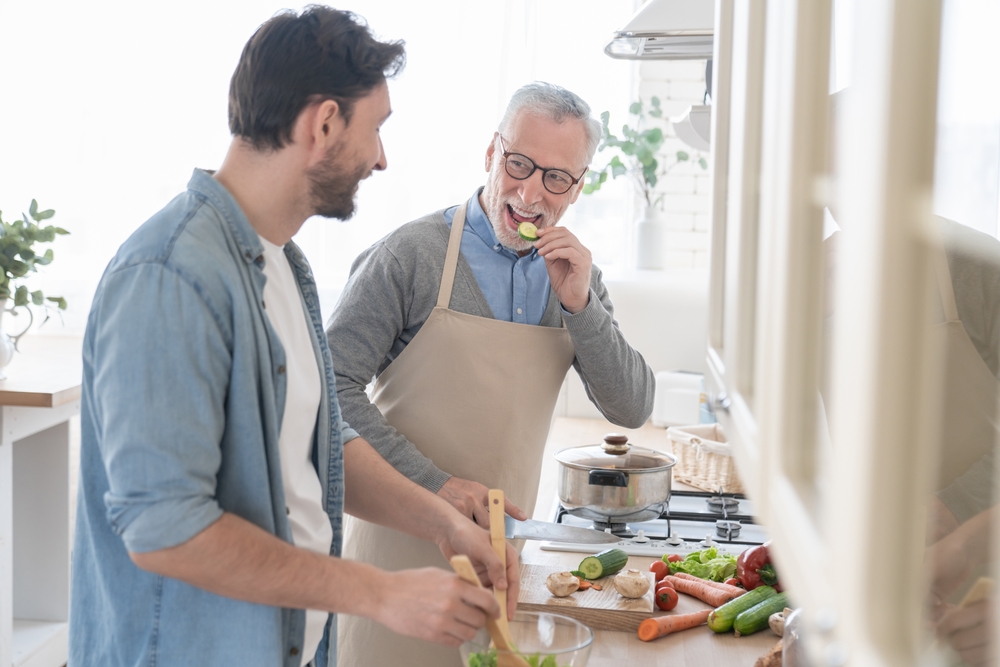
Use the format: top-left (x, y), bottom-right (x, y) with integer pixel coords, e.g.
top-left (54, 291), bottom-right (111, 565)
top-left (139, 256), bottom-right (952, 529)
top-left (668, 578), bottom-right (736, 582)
top-left (554, 433), bottom-right (677, 472)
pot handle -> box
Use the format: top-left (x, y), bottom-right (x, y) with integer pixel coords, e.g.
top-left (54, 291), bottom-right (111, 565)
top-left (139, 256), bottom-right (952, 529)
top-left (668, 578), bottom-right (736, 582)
top-left (588, 469), bottom-right (628, 487)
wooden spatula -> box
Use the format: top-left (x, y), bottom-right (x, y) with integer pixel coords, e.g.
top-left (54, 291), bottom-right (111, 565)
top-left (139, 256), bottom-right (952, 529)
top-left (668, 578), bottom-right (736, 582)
top-left (449, 555), bottom-right (529, 667)
top-left (488, 489), bottom-right (512, 638)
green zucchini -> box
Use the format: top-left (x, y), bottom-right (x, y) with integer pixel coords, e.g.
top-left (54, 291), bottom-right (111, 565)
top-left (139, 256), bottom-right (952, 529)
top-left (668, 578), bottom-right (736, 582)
top-left (707, 585), bottom-right (776, 633)
top-left (578, 548), bottom-right (628, 580)
top-left (733, 592), bottom-right (789, 637)
top-left (518, 221), bottom-right (539, 242)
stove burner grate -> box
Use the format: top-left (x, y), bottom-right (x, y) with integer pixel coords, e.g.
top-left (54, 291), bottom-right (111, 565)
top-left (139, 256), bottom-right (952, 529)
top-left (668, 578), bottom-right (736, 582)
top-left (553, 490), bottom-right (760, 544)
top-left (715, 520), bottom-right (742, 539)
top-left (706, 496), bottom-right (741, 515)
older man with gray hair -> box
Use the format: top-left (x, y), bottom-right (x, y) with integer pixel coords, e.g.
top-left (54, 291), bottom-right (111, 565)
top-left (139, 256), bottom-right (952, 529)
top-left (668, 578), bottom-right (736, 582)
top-left (327, 80), bottom-right (654, 667)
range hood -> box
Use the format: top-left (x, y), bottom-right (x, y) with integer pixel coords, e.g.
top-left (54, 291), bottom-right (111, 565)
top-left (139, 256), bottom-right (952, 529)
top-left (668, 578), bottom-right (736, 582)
top-left (605, 0), bottom-right (714, 61)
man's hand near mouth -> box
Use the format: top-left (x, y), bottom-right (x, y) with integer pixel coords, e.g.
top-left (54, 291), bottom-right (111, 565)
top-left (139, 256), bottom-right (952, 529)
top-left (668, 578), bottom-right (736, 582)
top-left (533, 225), bottom-right (592, 314)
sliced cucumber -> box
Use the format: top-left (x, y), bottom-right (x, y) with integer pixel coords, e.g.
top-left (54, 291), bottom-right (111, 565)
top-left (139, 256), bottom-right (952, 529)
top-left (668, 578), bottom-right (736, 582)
top-left (570, 570), bottom-right (587, 579)
top-left (733, 592), bottom-right (789, 637)
top-left (578, 548), bottom-right (629, 580)
top-left (707, 585), bottom-right (776, 633)
top-left (518, 221), bottom-right (539, 242)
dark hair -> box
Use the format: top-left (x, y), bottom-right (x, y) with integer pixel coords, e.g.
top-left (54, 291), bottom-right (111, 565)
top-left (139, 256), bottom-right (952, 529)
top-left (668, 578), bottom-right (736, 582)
top-left (228, 5), bottom-right (405, 151)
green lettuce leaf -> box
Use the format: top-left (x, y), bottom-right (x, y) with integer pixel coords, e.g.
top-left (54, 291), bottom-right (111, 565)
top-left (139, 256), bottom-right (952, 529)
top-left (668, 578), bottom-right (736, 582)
top-left (668, 549), bottom-right (737, 582)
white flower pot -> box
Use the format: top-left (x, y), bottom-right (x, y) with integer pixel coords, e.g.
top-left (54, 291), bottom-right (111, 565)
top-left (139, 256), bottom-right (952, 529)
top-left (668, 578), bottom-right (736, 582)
top-left (635, 205), bottom-right (665, 270)
top-left (0, 300), bottom-right (33, 380)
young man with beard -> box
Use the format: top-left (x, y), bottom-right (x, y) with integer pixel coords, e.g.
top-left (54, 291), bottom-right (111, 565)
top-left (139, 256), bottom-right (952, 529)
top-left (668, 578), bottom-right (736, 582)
top-left (69, 8), bottom-right (515, 667)
top-left (327, 81), bottom-right (655, 667)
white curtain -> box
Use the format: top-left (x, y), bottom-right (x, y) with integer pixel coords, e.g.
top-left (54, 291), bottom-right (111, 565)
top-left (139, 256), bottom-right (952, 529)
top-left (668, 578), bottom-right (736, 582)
top-left (0, 0), bottom-right (634, 334)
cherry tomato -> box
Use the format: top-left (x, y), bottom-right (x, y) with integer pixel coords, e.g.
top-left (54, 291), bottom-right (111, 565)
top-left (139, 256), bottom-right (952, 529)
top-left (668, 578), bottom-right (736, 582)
top-left (655, 587), bottom-right (679, 611)
top-left (664, 554), bottom-right (683, 563)
top-left (655, 579), bottom-right (675, 594)
top-left (725, 578), bottom-right (742, 587)
top-left (649, 560), bottom-right (669, 582)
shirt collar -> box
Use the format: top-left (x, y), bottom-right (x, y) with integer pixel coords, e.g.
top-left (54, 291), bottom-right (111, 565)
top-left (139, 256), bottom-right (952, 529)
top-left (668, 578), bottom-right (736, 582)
top-left (464, 187), bottom-right (539, 261)
top-left (186, 168), bottom-right (264, 265)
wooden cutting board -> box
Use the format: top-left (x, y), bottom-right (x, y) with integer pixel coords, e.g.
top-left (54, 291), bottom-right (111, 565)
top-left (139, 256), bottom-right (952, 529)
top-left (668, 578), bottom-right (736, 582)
top-left (516, 563), bottom-right (655, 632)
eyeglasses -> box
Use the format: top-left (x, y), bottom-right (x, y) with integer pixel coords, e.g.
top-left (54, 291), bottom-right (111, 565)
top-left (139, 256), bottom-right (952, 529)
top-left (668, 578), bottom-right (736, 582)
top-left (497, 135), bottom-right (587, 195)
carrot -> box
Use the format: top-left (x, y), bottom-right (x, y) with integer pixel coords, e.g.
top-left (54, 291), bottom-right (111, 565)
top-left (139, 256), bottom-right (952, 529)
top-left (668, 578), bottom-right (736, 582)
top-left (592, 583), bottom-right (603, 591)
top-left (577, 580), bottom-right (592, 591)
top-left (664, 575), bottom-right (741, 607)
top-left (637, 609), bottom-right (712, 641)
top-left (673, 573), bottom-right (746, 597)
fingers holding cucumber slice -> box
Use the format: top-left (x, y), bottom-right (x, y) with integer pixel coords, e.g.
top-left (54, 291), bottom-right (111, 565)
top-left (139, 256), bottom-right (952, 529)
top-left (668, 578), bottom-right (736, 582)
top-left (518, 221), bottom-right (539, 242)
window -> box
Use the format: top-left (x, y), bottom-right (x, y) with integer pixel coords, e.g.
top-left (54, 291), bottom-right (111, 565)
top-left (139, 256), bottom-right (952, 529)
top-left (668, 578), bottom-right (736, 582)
top-left (0, 0), bottom-right (635, 331)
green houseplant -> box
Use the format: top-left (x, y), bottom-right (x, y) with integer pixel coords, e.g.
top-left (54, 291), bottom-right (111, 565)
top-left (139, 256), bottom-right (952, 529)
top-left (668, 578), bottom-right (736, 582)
top-left (583, 97), bottom-right (708, 268)
top-left (583, 96), bottom-right (708, 207)
top-left (0, 199), bottom-right (69, 312)
top-left (0, 199), bottom-right (68, 377)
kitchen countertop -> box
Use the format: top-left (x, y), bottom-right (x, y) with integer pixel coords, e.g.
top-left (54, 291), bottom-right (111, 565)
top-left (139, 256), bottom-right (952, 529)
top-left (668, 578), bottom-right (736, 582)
top-left (0, 335), bottom-right (82, 406)
top-left (521, 418), bottom-right (779, 667)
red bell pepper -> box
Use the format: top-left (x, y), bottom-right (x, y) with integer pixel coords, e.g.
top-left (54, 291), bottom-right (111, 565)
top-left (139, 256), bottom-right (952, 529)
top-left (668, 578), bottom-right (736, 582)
top-left (736, 543), bottom-right (782, 592)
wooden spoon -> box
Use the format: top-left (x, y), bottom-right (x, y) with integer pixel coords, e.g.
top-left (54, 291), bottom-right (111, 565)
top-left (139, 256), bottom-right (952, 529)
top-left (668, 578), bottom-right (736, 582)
top-left (450, 555), bottom-right (529, 667)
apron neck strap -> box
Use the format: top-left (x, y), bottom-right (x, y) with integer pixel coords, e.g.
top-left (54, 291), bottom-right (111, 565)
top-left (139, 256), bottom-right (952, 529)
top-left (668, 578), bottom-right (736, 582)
top-left (934, 248), bottom-right (960, 323)
top-left (437, 202), bottom-right (468, 309)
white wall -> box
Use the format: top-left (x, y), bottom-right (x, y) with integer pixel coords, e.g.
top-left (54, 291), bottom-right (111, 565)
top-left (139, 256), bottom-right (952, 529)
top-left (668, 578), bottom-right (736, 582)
top-left (635, 59), bottom-right (713, 269)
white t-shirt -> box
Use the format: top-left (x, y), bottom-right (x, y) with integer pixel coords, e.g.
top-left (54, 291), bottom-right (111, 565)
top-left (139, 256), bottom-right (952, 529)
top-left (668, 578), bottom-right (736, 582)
top-left (259, 235), bottom-right (332, 666)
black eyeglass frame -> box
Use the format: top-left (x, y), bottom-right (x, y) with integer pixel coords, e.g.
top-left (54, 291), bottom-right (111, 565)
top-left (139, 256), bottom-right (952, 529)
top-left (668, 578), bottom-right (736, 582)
top-left (497, 134), bottom-right (588, 195)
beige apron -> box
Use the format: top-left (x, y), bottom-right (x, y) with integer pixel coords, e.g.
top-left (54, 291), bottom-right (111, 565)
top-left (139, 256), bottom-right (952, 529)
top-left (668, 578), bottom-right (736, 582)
top-left (934, 251), bottom-right (1000, 491)
top-left (338, 203), bottom-right (576, 667)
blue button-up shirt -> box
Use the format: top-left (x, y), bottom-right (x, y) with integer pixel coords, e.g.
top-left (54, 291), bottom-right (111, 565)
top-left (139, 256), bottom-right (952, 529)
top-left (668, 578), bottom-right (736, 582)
top-left (444, 190), bottom-right (551, 325)
top-left (70, 169), bottom-right (356, 667)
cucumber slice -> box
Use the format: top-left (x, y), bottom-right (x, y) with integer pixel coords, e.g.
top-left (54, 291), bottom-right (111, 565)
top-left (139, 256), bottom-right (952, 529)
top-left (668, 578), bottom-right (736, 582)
top-left (518, 221), bottom-right (539, 242)
top-left (570, 570), bottom-right (587, 579)
top-left (733, 592), bottom-right (790, 636)
top-left (578, 548), bottom-right (629, 580)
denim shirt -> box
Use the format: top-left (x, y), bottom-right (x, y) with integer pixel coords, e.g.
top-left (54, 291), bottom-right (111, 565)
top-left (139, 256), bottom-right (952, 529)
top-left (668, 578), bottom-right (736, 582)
top-left (443, 189), bottom-right (551, 325)
top-left (69, 169), bottom-right (356, 667)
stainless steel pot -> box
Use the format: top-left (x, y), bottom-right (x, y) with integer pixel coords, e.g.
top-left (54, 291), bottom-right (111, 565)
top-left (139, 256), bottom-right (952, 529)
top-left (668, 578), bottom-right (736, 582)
top-left (554, 434), bottom-right (678, 522)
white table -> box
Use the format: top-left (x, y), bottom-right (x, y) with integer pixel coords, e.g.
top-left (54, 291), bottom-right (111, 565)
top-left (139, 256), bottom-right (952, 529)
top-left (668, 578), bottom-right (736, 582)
top-left (0, 337), bottom-right (81, 667)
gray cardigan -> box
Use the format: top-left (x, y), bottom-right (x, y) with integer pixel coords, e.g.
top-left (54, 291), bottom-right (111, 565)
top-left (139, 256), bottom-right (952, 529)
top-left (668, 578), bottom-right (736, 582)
top-left (325, 209), bottom-right (655, 492)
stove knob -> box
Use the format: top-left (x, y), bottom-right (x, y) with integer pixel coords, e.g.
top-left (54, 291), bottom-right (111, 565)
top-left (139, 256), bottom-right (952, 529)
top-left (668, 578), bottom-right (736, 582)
top-left (666, 533), bottom-right (682, 546)
top-left (633, 529), bottom-right (649, 543)
top-left (701, 534), bottom-right (716, 548)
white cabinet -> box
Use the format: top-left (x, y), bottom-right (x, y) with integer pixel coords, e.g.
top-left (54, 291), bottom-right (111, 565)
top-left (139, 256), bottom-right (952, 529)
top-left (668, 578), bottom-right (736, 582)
top-left (704, 0), bottom-right (980, 664)
top-left (0, 338), bottom-right (81, 667)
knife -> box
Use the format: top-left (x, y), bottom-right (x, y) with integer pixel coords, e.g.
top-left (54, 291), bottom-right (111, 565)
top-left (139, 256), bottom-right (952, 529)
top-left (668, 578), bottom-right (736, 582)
top-left (504, 515), bottom-right (620, 544)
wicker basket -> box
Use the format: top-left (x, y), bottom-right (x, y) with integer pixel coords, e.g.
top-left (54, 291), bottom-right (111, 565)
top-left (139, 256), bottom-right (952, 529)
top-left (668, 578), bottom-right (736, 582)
top-left (666, 424), bottom-right (744, 494)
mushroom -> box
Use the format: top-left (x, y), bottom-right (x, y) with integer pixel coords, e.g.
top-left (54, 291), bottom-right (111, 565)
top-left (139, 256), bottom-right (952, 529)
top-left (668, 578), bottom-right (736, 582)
top-left (613, 569), bottom-right (651, 599)
top-left (768, 608), bottom-right (792, 637)
top-left (546, 571), bottom-right (581, 597)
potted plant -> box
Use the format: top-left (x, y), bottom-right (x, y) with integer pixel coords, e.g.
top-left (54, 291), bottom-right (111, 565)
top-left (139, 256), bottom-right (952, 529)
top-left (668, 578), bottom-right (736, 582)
top-left (583, 97), bottom-right (708, 269)
top-left (0, 200), bottom-right (69, 377)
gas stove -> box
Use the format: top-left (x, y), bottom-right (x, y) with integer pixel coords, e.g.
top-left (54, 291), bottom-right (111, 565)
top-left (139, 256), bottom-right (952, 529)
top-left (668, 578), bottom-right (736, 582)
top-left (539, 489), bottom-right (767, 558)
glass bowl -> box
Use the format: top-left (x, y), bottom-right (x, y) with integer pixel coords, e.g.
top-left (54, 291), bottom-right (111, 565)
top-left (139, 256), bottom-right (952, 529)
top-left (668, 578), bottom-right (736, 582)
top-left (459, 611), bottom-right (594, 667)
